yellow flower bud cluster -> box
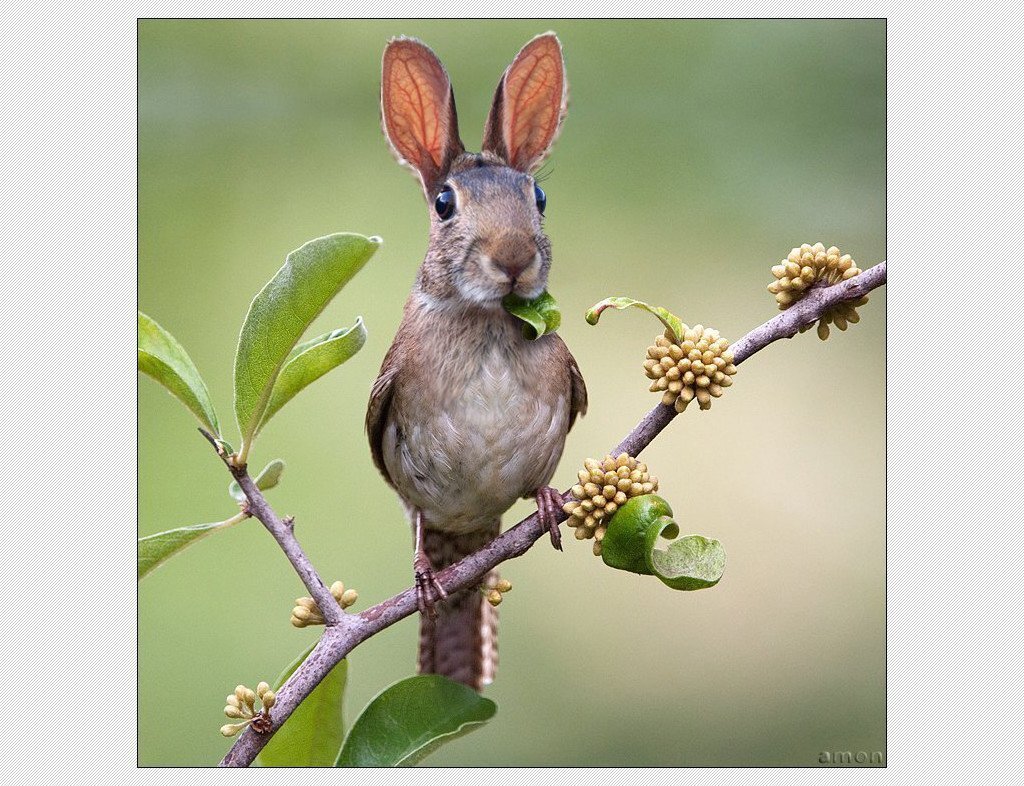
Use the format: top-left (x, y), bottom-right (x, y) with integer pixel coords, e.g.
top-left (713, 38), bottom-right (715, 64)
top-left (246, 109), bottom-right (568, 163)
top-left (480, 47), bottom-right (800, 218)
top-left (644, 326), bottom-right (737, 412)
top-left (482, 576), bottom-right (513, 607)
top-left (290, 580), bottom-right (358, 628)
top-left (767, 242), bottom-right (869, 340)
top-left (220, 681), bottom-right (276, 737)
top-left (563, 454), bottom-right (658, 556)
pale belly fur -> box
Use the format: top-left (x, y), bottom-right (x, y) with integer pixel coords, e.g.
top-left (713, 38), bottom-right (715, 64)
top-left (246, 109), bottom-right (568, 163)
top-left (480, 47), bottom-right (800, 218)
top-left (382, 341), bottom-right (570, 534)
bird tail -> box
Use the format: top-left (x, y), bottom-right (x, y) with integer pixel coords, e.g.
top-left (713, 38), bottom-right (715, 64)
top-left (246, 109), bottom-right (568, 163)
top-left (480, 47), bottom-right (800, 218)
top-left (418, 524), bottom-right (500, 691)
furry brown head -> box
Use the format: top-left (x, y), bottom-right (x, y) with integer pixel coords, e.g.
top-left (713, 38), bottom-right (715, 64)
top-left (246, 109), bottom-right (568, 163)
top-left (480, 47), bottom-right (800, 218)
top-left (381, 33), bottom-right (568, 306)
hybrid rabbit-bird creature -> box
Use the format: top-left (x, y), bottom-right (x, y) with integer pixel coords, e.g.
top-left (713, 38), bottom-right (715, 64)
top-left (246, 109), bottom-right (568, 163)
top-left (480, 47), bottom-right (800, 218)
top-left (366, 33), bottom-right (587, 691)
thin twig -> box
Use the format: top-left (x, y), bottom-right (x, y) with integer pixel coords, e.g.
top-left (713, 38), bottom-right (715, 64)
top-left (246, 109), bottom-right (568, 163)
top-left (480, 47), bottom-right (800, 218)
top-left (231, 470), bottom-right (345, 627)
top-left (218, 261), bottom-right (886, 767)
top-left (200, 436), bottom-right (347, 628)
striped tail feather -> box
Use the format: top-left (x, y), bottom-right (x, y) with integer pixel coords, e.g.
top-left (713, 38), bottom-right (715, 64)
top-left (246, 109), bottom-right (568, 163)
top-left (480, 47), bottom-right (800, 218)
top-left (418, 524), bottom-right (500, 691)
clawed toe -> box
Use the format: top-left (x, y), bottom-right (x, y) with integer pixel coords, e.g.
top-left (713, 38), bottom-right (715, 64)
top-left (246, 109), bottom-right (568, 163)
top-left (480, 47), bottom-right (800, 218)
top-left (415, 566), bottom-right (448, 618)
top-left (535, 486), bottom-right (565, 551)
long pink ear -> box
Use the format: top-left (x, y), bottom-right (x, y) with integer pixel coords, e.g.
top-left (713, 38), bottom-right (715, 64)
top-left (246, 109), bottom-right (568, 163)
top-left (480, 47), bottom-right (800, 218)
top-left (482, 33), bottom-right (567, 173)
top-left (381, 38), bottom-right (465, 197)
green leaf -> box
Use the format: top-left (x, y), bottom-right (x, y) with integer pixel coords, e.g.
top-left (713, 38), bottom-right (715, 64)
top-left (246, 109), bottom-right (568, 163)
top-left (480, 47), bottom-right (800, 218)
top-left (649, 533), bottom-right (727, 591)
top-left (257, 318), bottom-right (367, 432)
top-left (138, 311), bottom-right (220, 434)
top-left (138, 514), bottom-right (246, 579)
top-left (258, 643), bottom-right (349, 767)
top-left (233, 233), bottom-right (381, 458)
top-left (601, 494), bottom-right (725, 590)
top-left (228, 458), bottom-right (286, 502)
top-left (502, 290), bottom-right (561, 340)
top-left (585, 297), bottom-right (686, 344)
top-left (336, 675), bottom-right (496, 767)
top-left (600, 494), bottom-right (675, 576)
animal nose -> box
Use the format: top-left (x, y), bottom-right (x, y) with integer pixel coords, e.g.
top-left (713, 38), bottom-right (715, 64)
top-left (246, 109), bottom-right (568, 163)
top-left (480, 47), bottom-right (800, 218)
top-left (490, 237), bottom-right (537, 280)
top-left (495, 255), bottom-right (531, 280)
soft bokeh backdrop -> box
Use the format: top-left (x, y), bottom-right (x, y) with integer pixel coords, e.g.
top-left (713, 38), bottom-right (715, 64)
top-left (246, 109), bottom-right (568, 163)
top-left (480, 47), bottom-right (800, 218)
top-left (139, 20), bottom-right (885, 766)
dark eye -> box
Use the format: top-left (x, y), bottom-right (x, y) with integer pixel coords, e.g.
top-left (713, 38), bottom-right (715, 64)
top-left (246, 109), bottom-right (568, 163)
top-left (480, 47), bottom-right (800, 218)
top-left (534, 184), bottom-right (546, 215)
top-left (434, 185), bottom-right (456, 220)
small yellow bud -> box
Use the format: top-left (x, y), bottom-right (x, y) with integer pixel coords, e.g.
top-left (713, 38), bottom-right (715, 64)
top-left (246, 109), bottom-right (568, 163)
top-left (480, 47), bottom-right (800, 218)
top-left (221, 723), bottom-right (245, 737)
top-left (341, 589), bottom-right (359, 608)
top-left (261, 691), bottom-right (276, 709)
top-left (487, 590), bottom-right (503, 606)
top-left (257, 682), bottom-right (270, 699)
top-left (495, 578), bottom-right (513, 593)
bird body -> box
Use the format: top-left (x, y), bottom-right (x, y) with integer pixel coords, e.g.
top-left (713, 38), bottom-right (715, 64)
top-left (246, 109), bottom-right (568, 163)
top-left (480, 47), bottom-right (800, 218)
top-left (376, 294), bottom-right (575, 534)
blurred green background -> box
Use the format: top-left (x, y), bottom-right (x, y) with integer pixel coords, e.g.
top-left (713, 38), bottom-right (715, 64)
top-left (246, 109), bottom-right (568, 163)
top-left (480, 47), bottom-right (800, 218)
top-left (139, 20), bottom-right (885, 766)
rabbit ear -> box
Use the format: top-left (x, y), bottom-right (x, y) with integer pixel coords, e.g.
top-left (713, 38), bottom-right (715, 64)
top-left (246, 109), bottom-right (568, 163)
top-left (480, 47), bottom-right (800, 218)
top-left (482, 33), bottom-right (567, 173)
top-left (381, 38), bottom-right (465, 197)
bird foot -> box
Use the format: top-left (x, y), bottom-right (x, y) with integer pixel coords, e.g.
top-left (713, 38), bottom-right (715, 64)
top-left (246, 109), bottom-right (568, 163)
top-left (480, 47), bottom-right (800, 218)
top-left (535, 485), bottom-right (565, 551)
top-left (414, 551), bottom-right (448, 618)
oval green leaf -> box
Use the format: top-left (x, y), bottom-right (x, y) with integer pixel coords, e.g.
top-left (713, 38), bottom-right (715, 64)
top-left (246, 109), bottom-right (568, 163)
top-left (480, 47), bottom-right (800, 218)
top-left (258, 643), bottom-right (349, 767)
top-left (138, 311), bottom-right (220, 434)
top-left (336, 675), bottom-right (496, 767)
top-left (585, 297), bottom-right (686, 344)
top-left (602, 494), bottom-right (725, 591)
top-left (138, 514), bottom-right (246, 579)
top-left (502, 290), bottom-right (561, 340)
top-left (228, 458), bottom-right (286, 502)
top-left (233, 233), bottom-right (381, 458)
top-left (256, 318), bottom-right (367, 434)
top-left (649, 533), bottom-right (727, 591)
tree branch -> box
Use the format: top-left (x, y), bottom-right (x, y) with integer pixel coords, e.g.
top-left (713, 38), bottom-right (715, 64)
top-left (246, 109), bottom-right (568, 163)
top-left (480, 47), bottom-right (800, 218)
top-left (218, 261), bottom-right (886, 767)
